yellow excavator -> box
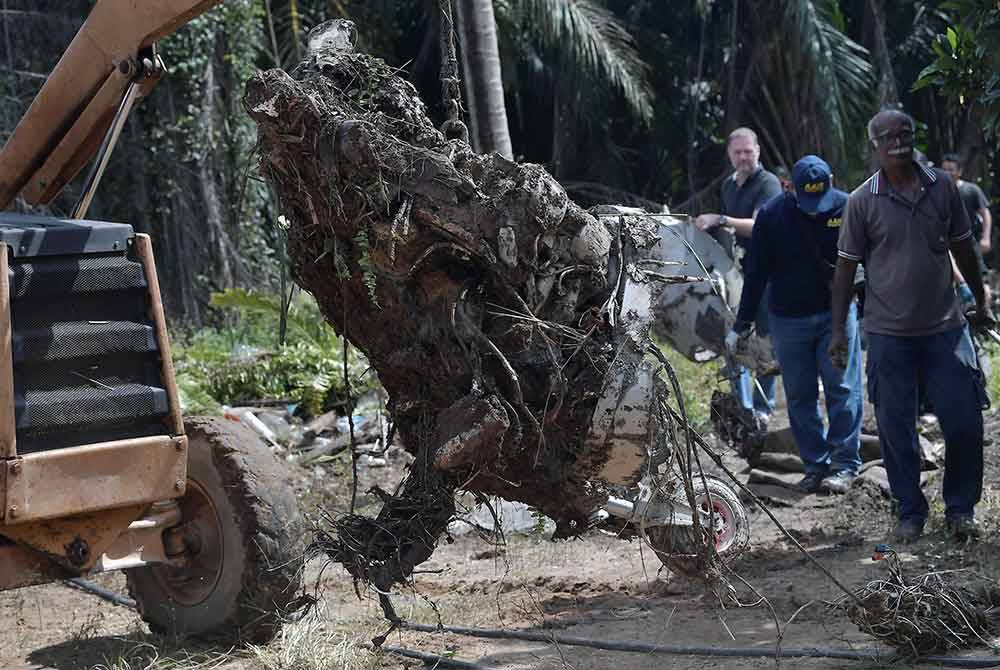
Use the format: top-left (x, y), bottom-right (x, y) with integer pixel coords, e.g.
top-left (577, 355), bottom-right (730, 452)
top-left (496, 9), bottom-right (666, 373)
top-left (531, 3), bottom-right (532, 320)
top-left (0, 1), bottom-right (304, 643)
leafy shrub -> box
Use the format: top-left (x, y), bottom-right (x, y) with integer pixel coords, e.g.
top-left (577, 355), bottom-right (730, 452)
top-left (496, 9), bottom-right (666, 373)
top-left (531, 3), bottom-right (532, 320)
top-left (173, 288), bottom-right (375, 416)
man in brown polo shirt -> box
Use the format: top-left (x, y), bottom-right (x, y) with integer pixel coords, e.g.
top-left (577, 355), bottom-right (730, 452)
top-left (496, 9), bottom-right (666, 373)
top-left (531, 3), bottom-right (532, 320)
top-left (829, 109), bottom-right (993, 542)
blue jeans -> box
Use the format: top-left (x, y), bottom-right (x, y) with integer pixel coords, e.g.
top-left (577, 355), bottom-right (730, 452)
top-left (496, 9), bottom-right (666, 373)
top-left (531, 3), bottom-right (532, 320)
top-left (734, 286), bottom-right (778, 415)
top-left (769, 304), bottom-right (863, 476)
top-left (866, 326), bottom-right (986, 523)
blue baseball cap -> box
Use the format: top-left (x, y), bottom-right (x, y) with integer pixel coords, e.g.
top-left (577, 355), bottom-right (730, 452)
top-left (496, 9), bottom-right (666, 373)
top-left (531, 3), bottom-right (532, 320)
top-left (792, 155), bottom-right (837, 215)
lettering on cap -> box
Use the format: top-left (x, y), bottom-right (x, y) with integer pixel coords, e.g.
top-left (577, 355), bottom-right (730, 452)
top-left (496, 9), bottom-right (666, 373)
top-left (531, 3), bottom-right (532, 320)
top-left (803, 182), bottom-right (827, 193)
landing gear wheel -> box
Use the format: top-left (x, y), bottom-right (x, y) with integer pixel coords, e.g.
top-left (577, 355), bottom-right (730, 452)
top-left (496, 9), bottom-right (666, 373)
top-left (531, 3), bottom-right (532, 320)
top-left (647, 475), bottom-right (749, 578)
top-left (126, 417), bottom-right (305, 643)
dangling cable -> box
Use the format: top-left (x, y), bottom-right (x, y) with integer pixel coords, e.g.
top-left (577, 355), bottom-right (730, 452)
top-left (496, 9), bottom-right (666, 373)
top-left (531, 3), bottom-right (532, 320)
top-left (438, 0), bottom-right (470, 143)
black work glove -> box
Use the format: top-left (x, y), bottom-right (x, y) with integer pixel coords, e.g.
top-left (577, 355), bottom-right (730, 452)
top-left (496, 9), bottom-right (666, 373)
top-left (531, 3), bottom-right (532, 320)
top-left (966, 304), bottom-right (997, 333)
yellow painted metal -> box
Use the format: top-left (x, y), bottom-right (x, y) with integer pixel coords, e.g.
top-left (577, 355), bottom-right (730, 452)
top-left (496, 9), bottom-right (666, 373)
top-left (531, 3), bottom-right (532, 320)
top-left (0, 0), bottom-right (223, 209)
top-left (133, 234), bottom-right (185, 436)
top-left (3, 435), bottom-right (186, 525)
top-left (0, 504), bottom-right (146, 572)
top-left (0, 245), bottom-right (13, 459)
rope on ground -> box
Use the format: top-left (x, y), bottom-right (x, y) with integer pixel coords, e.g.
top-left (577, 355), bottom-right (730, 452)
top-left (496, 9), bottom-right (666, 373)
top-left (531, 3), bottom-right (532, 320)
top-left (401, 621), bottom-right (1000, 668)
top-left (63, 578), bottom-right (137, 609)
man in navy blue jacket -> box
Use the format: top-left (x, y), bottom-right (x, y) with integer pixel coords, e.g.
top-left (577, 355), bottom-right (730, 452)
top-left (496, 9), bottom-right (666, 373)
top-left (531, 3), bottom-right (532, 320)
top-left (730, 155), bottom-right (863, 494)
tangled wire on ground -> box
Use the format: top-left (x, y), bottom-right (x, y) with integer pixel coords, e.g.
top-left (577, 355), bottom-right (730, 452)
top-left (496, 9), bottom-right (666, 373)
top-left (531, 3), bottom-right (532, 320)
top-left (841, 546), bottom-right (1000, 656)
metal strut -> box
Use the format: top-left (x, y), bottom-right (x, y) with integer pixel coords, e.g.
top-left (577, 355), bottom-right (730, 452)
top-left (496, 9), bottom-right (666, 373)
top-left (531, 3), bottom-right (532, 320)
top-left (71, 55), bottom-right (165, 220)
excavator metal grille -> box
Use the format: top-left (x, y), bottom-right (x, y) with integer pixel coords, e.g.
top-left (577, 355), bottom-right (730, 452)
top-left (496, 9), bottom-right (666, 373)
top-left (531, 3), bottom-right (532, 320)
top-left (7, 222), bottom-right (172, 454)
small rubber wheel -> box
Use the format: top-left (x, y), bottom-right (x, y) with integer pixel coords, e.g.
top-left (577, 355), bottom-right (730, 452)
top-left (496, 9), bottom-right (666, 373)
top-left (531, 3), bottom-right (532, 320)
top-left (647, 475), bottom-right (750, 577)
top-left (126, 417), bottom-right (305, 643)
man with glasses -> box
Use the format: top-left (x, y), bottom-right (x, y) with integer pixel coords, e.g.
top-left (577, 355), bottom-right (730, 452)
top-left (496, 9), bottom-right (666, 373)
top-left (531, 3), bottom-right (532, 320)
top-left (829, 109), bottom-right (993, 542)
top-left (730, 155), bottom-right (862, 495)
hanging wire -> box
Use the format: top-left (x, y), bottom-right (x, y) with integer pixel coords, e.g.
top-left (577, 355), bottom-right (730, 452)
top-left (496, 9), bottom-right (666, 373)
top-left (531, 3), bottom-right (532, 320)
top-left (437, 0), bottom-right (470, 143)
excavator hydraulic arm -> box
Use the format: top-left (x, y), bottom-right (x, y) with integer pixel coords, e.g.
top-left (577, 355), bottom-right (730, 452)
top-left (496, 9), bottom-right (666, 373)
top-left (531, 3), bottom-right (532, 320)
top-left (0, 0), bottom-right (223, 211)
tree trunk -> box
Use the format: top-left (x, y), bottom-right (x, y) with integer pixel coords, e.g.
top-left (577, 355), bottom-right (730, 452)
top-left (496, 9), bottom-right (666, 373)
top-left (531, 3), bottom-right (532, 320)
top-left (454, 0), bottom-right (512, 159)
top-left (197, 55), bottom-right (233, 289)
top-left (865, 0), bottom-right (898, 107)
top-left (453, 0), bottom-right (481, 153)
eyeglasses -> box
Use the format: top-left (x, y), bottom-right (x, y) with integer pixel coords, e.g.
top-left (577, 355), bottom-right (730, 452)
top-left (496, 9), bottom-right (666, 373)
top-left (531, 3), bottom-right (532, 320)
top-left (872, 130), bottom-right (914, 145)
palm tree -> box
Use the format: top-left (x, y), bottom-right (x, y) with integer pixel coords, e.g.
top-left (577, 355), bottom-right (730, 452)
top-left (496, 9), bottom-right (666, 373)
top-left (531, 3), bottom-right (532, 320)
top-left (723, 0), bottom-right (875, 174)
top-left (495, 0), bottom-right (653, 173)
top-left (454, 0), bottom-right (513, 158)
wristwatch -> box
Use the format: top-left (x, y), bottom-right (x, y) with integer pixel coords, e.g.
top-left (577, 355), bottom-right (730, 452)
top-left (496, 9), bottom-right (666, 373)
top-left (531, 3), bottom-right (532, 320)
top-left (718, 215), bottom-right (728, 229)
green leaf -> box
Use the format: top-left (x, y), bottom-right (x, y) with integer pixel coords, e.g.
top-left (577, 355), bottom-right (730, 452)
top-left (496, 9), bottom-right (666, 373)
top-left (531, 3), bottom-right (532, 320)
top-left (947, 26), bottom-right (959, 51)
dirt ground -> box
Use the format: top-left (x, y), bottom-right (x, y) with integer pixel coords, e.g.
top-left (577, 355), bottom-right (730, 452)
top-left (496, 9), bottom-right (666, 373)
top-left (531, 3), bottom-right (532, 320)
top-left (3, 408), bottom-right (1000, 670)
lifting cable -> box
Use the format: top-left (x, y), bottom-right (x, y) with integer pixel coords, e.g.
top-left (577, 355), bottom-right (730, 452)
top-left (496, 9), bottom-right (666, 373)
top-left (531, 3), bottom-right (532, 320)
top-left (437, 0), bottom-right (469, 144)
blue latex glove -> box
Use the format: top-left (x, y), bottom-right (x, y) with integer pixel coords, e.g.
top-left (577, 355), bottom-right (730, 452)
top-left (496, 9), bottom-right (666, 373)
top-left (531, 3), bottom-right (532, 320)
top-left (957, 282), bottom-right (975, 308)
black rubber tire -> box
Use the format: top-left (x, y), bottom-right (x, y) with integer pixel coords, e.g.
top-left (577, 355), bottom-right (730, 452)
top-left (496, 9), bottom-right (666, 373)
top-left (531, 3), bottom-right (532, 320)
top-left (126, 416), bottom-right (305, 644)
top-left (647, 475), bottom-right (750, 578)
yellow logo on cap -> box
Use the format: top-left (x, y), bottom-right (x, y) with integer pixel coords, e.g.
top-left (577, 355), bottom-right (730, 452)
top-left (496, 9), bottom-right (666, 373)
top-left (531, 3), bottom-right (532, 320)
top-left (827, 217), bottom-right (842, 228)
top-left (803, 182), bottom-right (826, 193)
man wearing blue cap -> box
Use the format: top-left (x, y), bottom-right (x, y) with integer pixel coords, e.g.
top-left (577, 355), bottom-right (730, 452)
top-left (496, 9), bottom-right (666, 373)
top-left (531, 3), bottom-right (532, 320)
top-left (830, 109), bottom-right (992, 542)
top-left (729, 155), bottom-right (862, 494)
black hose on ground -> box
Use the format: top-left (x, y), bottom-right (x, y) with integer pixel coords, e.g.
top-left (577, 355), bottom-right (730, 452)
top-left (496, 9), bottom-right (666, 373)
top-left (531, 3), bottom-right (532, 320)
top-left (62, 577), bottom-right (1000, 668)
top-left (64, 578), bottom-right (137, 609)
top-left (379, 644), bottom-right (486, 669)
top-left (403, 621), bottom-right (1000, 668)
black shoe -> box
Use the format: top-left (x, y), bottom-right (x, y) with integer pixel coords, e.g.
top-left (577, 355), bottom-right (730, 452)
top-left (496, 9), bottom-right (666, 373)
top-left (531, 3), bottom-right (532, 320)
top-left (891, 518), bottom-right (924, 543)
top-left (820, 470), bottom-right (857, 495)
top-left (946, 515), bottom-right (981, 542)
top-left (797, 472), bottom-right (825, 493)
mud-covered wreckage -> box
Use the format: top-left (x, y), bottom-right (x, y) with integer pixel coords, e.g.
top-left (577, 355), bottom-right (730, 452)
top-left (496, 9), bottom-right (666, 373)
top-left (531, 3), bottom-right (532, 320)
top-left (245, 44), bottom-right (750, 592)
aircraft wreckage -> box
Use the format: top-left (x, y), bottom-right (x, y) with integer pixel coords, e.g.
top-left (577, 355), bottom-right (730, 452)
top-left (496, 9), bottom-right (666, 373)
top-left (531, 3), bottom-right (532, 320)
top-left (244, 38), bottom-right (761, 592)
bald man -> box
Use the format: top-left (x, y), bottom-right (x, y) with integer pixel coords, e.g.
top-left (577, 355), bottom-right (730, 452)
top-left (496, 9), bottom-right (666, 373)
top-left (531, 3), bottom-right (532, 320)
top-left (829, 109), bottom-right (993, 543)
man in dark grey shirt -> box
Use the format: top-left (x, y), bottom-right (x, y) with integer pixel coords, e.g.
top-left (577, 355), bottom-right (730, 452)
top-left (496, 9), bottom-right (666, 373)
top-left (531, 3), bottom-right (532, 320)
top-left (829, 110), bottom-right (993, 543)
top-left (695, 127), bottom-right (782, 419)
top-left (942, 154), bottom-right (992, 255)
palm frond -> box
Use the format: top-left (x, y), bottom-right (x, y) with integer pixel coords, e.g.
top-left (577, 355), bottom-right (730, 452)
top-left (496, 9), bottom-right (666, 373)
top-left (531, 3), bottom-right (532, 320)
top-left (267, 0), bottom-right (326, 68)
top-left (517, 0), bottom-right (654, 123)
top-left (783, 0), bottom-right (875, 164)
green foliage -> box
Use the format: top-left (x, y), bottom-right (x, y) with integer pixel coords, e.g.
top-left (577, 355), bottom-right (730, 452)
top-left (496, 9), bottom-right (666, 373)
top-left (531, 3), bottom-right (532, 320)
top-left (914, 1), bottom-right (1000, 138)
top-left (653, 339), bottom-right (723, 431)
top-left (987, 343), bottom-right (1000, 407)
top-left (782, 0), bottom-right (875, 168)
top-left (209, 287), bottom-right (340, 348)
top-left (501, 0), bottom-right (654, 124)
top-left (352, 229), bottom-right (380, 307)
top-left (173, 288), bottom-right (374, 417)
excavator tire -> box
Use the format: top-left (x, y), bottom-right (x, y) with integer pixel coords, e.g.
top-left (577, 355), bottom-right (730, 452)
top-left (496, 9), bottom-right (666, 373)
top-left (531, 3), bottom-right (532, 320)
top-left (126, 416), bottom-right (305, 644)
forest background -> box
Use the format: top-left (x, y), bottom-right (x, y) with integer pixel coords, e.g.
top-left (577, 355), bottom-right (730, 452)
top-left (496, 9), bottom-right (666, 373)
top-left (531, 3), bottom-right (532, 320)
top-left (0, 0), bottom-right (995, 415)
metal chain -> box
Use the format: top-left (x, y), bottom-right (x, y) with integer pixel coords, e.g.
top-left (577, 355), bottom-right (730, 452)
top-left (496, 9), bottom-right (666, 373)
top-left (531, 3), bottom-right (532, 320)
top-left (438, 0), bottom-right (469, 143)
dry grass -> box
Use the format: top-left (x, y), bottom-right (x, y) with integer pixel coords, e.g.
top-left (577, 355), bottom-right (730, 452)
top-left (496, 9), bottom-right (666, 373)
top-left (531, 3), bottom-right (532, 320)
top-left (91, 635), bottom-right (237, 670)
top-left (247, 609), bottom-right (382, 670)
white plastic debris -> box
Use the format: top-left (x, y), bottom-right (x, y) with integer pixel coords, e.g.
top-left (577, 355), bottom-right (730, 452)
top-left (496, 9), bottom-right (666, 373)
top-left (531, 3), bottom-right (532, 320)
top-left (223, 406), bottom-right (278, 444)
top-left (448, 498), bottom-right (555, 536)
top-left (358, 454), bottom-right (387, 468)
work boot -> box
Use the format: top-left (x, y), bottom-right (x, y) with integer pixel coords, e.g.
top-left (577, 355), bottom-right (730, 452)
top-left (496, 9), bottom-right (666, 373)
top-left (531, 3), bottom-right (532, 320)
top-left (797, 472), bottom-right (825, 494)
top-left (820, 470), bottom-right (857, 495)
top-left (891, 518), bottom-right (924, 544)
top-left (946, 515), bottom-right (981, 542)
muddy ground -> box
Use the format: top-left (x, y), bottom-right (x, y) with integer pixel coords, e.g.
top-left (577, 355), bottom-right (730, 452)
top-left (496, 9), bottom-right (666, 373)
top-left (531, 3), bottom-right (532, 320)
top-left (3, 405), bottom-right (1000, 670)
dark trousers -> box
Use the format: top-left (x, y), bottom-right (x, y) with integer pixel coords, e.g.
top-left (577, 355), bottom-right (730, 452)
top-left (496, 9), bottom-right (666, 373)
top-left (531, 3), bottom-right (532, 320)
top-left (866, 326), bottom-right (986, 523)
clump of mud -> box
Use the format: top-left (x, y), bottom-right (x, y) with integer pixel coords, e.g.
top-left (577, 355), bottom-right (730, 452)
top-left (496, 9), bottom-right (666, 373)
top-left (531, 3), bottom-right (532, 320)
top-left (245, 48), bottom-right (679, 590)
